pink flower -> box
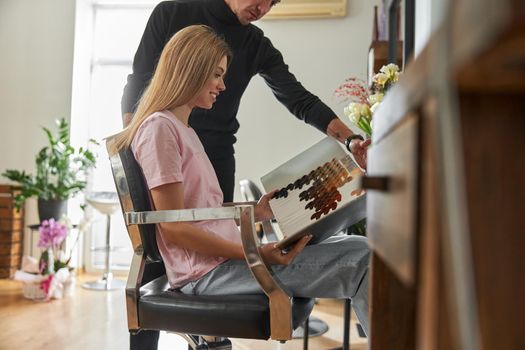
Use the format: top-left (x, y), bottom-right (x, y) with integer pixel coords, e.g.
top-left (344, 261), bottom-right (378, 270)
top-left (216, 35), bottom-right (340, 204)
top-left (37, 219), bottom-right (68, 250)
top-left (334, 78), bottom-right (371, 105)
top-left (40, 274), bottom-right (54, 297)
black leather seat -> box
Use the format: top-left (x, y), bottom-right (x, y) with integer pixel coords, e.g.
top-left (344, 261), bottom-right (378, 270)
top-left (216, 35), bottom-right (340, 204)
top-left (138, 274), bottom-right (313, 339)
top-left (107, 140), bottom-right (314, 349)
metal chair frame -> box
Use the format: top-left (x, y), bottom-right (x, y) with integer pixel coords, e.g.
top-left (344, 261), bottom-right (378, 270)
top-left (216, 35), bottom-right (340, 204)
top-left (107, 139), bottom-right (307, 348)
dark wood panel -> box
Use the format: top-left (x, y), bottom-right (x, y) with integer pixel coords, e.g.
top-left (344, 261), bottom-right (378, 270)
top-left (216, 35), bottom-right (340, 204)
top-left (0, 242), bottom-right (22, 256)
top-left (459, 92), bottom-right (525, 350)
top-left (0, 254), bottom-right (21, 267)
top-left (369, 252), bottom-right (416, 350)
top-left (0, 219), bottom-right (23, 232)
top-left (0, 230), bottom-right (23, 243)
top-left (367, 114), bottom-right (419, 285)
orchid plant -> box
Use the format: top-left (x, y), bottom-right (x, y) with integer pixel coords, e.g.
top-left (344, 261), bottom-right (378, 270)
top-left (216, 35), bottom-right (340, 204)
top-left (37, 218), bottom-right (73, 274)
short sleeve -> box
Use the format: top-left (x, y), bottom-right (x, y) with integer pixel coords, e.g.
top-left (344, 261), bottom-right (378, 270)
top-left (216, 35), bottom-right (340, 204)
top-left (132, 116), bottom-right (184, 189)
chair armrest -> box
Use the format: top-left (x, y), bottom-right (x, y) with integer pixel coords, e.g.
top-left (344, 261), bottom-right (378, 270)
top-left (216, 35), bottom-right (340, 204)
top-left (126, 204), bottom-right (293, 341)
top-left (223, 201), bottom-right (258, 207)
top-left (125, 207), bottom-right (239, 225)
top-left (223, 201), bottom-right (257, 225)
top-left (238, 205), bottom-right (293, 341)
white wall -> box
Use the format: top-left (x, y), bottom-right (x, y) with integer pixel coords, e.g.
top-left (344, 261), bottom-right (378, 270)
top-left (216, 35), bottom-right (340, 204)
top-left (0, 0), bottom-right (76, 175)
top-left (414, 0), bottom-right (448, 57)
top-left (0, 0), bottom-right (380, 204)
top-left (0, 0), bottom-right (76, 251)
top-left (234, 0), bottom-right (381, 199)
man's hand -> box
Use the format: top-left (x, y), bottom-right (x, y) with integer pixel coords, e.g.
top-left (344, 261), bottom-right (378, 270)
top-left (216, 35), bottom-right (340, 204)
top-left (259, 234), bottom-right (311, 266)
top-left (326, 117), bottom-right (371, 170)
top-left (350, 138), bottom-right (371, 170)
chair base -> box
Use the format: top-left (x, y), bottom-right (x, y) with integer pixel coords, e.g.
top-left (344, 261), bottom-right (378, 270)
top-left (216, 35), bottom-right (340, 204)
top-left (188, 336), bottom-right (232, 350)
top-left (292, 316), bottom-right (329, 339)
top-left (82, 277), bottom-right (126, 291)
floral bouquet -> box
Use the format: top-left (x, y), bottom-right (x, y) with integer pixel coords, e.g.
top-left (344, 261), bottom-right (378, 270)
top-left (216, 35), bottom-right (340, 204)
top-left (335, 63), bottom-right (401, 137)
top-left (14, 218), bottom-right (76, 301)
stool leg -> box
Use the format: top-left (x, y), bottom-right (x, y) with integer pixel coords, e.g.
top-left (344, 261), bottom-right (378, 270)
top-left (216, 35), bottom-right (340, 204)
top-left (102, 214), bottom-right (113, 285)
top-left (303, 317), bottom-right (309, 350)
top-left (82, 213), bottom-right (126, 290)
top-left (329, 299), bottom-right (352, 350)
top-left (343, 298), bottom-right (351, 350)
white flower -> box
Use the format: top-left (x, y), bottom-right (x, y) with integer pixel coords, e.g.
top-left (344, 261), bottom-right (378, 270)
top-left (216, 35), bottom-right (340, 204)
top-left (368, 92), bottom-right (384, 105)
top-left (359, 104), bottom-right (372, 120)
top-left (344, 102), bottom-right (371, 124)
top-left (373, 73), bottom-right (389, 87)
top-left (370, 102), bottom-right (381, 114)
top-left (380, 63), bottom-right (400, 78)
top-left (344, 103), bottom-right (361, 123)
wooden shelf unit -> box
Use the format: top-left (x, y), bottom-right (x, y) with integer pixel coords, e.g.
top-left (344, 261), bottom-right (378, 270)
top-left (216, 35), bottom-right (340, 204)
top-left (0, 185), bottom-right (24, 279)
top-left (365, 0), bottom-right (525, 349)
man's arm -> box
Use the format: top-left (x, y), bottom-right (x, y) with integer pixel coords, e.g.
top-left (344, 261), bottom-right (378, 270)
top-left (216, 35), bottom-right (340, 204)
top-left (257, 36), bottom-right (369, 168)
top-left (326, 117), bottom-right (370, 169)
top-left (121, 1), bottom-right (172, 126)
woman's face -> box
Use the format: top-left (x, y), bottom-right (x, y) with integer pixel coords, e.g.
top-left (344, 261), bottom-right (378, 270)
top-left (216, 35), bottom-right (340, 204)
top-left (191, 55), bottom-right (227, 110)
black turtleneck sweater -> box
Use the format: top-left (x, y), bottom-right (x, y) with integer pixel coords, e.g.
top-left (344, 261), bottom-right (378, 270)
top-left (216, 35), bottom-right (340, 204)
top-left (121, 0), bottom-right (337, 159)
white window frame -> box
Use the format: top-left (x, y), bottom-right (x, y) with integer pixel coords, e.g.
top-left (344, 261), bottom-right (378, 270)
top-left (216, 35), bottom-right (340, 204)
top-left (71, 0), bottom-right (160, 274)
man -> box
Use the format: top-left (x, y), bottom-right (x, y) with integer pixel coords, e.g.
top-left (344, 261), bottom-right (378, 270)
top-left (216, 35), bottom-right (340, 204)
top-left (122, 0), bottom-right (370, 204)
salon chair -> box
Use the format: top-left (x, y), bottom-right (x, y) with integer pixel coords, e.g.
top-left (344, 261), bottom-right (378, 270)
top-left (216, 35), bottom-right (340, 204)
top-left (106, 139), bottom-right (314, 350)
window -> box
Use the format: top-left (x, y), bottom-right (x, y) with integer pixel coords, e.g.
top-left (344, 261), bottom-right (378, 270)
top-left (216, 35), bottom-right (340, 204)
top-left (72, 0), bottom-right (160, 273)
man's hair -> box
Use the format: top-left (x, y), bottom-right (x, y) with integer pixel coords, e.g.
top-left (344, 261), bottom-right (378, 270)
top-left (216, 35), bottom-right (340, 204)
top-left (111, 25), bottom-right (232, 153)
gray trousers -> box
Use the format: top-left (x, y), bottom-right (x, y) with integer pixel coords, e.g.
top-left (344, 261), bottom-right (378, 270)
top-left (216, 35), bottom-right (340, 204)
top-left (181, 235), bottom-right (370, 335)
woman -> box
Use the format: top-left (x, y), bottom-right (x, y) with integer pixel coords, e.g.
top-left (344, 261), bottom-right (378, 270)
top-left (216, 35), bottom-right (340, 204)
top-left (112, 25), bottom-right (370, 334)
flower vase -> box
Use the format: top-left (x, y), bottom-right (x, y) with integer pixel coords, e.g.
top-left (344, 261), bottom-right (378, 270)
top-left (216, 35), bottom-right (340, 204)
top-left (22, 279), bottom-right (47, 300)
top-left (38, 249), bottom-right (55, 275)
top-left (62, 274), bottom-right (76, 297)
top-left (37, 198), bottom-right (67, 222)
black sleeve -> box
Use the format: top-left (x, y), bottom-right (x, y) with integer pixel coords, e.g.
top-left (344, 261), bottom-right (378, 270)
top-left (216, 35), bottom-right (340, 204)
top-left (121, 1), bottom-right (172, 114)
top-left (257, 36), bottom-right (337, 133)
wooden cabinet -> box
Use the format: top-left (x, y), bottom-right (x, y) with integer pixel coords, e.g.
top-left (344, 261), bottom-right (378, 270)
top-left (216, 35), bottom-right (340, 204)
top-left (367, 114), bottom-right (419, 286)
top-left (0, 185), bottom-right (24, 278)
top-left (365, 0), bottom-right (525, 349)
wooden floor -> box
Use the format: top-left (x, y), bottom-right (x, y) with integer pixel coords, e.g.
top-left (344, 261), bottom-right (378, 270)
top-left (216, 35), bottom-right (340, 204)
top-left (0, 273), bottom-right (367, 350)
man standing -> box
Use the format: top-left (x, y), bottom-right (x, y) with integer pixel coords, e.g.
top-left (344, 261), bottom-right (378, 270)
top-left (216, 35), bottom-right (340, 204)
top-left (122, 0), bottom-right (370, 204)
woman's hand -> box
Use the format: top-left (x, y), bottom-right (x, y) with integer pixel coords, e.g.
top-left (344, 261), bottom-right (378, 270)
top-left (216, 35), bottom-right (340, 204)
top-left (254, 189), bottom-right (277, 222)
top-left (258, 234), bottom-right (312, 266)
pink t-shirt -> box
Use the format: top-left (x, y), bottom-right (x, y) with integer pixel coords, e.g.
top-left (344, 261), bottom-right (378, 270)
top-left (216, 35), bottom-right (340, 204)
top-left (131, 110), bottom-right (241, 288)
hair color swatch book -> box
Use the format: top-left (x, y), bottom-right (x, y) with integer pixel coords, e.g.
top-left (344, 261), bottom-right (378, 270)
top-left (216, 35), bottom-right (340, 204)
top-left (261, 137), bottom-right (367, 249)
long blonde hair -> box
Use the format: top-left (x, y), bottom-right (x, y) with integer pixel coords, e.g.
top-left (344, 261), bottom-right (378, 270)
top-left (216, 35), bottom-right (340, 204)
top-left (110, 25), bottom-right (232, 154)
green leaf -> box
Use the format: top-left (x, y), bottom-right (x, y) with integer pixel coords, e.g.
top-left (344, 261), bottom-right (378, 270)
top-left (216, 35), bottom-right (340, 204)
top-left (1, 118), bottom-right (97, 207)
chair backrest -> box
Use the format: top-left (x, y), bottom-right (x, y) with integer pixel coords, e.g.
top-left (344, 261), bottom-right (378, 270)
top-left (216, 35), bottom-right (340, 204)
top-left (107, 140), bottom-right (162, 262)
top-left (239, 179), bottom-right (263, 201)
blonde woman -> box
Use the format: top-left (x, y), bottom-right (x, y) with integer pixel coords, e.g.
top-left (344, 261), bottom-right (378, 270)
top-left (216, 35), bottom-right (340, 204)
top-left (112, 25), bottom-right (370, 346)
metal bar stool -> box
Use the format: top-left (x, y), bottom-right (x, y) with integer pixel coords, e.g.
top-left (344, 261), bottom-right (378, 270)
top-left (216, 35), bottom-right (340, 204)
top-left (82, 191), bottom-right (126, 290)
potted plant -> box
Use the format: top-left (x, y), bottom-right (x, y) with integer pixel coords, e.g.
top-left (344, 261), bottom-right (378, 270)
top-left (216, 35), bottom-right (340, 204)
top-left (15, 218), bottom-right (78, 300)
top-left (2, 118), bottom-right (98, 222)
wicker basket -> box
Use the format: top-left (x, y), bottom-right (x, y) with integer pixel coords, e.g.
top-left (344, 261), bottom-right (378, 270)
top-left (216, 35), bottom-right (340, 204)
top-left (22, 281), bottom-right (47, 300)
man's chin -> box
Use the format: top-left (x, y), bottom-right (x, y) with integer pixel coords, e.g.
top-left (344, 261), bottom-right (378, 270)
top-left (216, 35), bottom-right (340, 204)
top-left (238, 13), bottom-right (259, 25)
